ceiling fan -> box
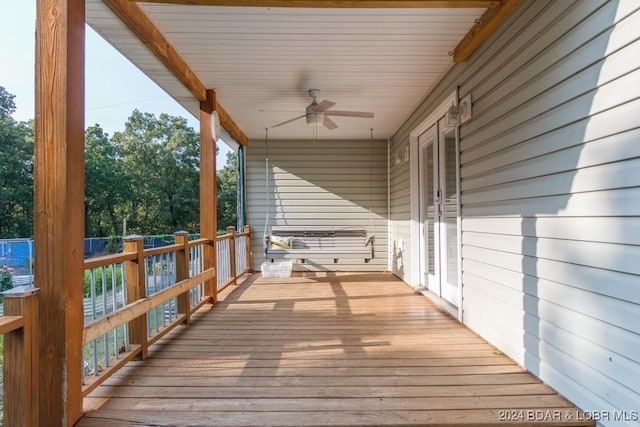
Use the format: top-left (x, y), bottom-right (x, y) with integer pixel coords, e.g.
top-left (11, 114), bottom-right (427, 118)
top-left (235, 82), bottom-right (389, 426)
top-left (271, 89), bottom-right (374, 130)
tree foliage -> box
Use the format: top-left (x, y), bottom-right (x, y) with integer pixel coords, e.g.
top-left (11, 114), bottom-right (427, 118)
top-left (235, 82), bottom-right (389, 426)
top-left (0, 267), bottom-right (14, 295)
top-left (1, 86), bottom-right (239, 240)
top-left (110, 110), bottom-right (201, 235)
top-left (217, 151), bottom-right (238, 231)
top-left (0, 86), bottom-right (34, 238)
top-left (83, 110), bottom-right (239, 237)
top-left (85, 125), bottom-right (123, 237)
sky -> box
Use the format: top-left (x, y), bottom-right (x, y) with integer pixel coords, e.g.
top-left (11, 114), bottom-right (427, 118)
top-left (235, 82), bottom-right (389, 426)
top-left (0, 1), bottom-right (231, 162)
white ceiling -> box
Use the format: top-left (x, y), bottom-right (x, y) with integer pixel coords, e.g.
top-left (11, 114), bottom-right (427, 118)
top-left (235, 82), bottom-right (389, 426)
top-left (87, 2), bottom-right (485, 141)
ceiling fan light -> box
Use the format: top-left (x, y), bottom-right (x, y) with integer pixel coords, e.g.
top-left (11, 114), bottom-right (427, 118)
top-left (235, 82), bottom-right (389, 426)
top-left (306, 112), bottom-right (324, 126)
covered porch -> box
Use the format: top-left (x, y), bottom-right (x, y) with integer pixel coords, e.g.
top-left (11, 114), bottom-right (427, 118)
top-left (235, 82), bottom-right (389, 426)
top-left (3, 0), bottom-right (636, 425)
top-left (78, 272), bottom-right (591, 426)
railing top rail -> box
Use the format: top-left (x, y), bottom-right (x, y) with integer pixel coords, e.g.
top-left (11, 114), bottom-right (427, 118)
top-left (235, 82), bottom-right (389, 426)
top-left (0, 315), bottom-right (24, 335)
top-left (144, 243), bottom-right (182, 258)
top-left (216, 233), bottom-right (233, 242)
top-left (188, 237), bottom-right (211, 248)
top-left (84, 252), bottom-right (137, 269)
top-left (235, 231), bottom-right (249, 238)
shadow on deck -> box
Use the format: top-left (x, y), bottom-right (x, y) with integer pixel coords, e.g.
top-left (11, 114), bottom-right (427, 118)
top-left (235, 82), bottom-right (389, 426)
top-left (79, 272), bottom-right (593, 426)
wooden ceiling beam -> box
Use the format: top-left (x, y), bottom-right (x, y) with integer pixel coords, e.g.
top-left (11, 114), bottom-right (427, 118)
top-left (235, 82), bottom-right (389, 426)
top-left (103, 0), bottom-right (206, 100)
top-left (452, 0), bottom-right (521, 62)
top-left (215, 101), bottom-right (249, 146)
top-left (103, 0), bottom-right (249, 145)
top-left (136, 0), bottom-right (499, 7)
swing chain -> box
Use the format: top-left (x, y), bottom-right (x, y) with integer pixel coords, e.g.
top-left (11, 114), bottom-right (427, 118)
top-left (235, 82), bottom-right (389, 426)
top-left (369, 128), bottom-right (375, 237)
top-left (263, 128), bottom-right (271, 258)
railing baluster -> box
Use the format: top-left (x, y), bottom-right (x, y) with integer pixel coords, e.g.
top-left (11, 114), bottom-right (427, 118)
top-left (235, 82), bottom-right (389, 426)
top-left (235, 235), bottom-right (243, 276)
top-left (227, 227), bottom-right (237, 286)
top-left (197, 244), bottom-right (204, 301)
top-left (189, 245), bottom-right (194, 305)
top-left (145, 257), bottom-right (152, 336)
top-left (159, 254), bottom-right (164, 327)
top-left (244, 225), bottom-right (253, 273)
top-left (90, 269), bottom-right (99, 376)
top-left (171, 251), bottom-right (177, 321)
top-left (101, 268), bottom-right (109, 368)
top-left (160, 253), bottom-right (166, 328)
top-left (155, 254), bottom-right (160, 332)
top-left (216, 239), bottom-right (221, 289)
top-left (217, 241), bottom-right (220, 288)
top-left (227, 241), bottom-right (230, 281)
top-left (151, 255), bottom-right (157, 333)
top-left (197, 243), bottom-right (203, 302)
top-left (122, 263), bottom-right (130, 353)
top-left (222, 240), bottom-right (225, 288)
top-left (217, 239), bottom-right (225, 289)
top-left (188, 245), bottom-right (194, 305)
top-left (112, 263), bottom-right (118, 359)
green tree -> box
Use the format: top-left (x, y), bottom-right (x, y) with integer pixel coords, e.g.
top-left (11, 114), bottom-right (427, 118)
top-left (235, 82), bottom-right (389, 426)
top-left (112, 110), bottom-right (200, 234)
top-left (85, 125), bottom-right (125, 237)
top-left (217, 151), bottom-right (238, 231)
top-left (0, 267), bottom-right (13, 294)
top-left (0, 86), bottom-right (34, 238)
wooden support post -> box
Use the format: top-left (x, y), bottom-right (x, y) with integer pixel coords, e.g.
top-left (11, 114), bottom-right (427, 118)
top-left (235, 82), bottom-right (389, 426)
top-left (34, 0), bottom-right (85, 424)
top-left (123, 235), bottom-right (148, 359)
top-left (453, 0), bottom-right (522, 62)
top-left (3, 286), bottom-right (40, 427)
top-left (227, 227), bottom-right (237, 285)
top-left (200, 89), bottom-right (218, 302)
top-left (244, 225), bottom-right (253, 273)
top-left (175, 231), bottom-right (191, 323)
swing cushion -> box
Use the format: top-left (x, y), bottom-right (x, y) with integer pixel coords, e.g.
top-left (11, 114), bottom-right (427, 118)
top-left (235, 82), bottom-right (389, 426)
top-left (270, 235), bottom-right (294, 249)
top-left (266, 227), bottom-right (373, 262)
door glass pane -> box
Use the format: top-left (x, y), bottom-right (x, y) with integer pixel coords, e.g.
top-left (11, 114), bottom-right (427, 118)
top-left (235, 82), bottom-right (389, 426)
top-left (423, 143), bottom-right (435, 277)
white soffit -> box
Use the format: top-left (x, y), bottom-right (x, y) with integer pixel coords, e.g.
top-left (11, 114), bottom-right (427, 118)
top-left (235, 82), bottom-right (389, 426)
top-left (87, 2), bottom-right (485, 140)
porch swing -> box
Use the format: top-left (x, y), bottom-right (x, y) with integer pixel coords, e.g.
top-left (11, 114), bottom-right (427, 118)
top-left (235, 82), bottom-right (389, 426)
top-left (263, 128), bottom-right (375, 264)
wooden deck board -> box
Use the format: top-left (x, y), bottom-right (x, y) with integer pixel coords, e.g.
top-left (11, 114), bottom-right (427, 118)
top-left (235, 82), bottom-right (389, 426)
top-left (87, 383), bottom-right (557, 399)
top-left (80, 272), bottom-right (593, 426)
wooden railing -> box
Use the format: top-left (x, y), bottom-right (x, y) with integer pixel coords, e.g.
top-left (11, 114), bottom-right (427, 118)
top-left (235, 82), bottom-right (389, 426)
top-left (217, 225), bottom-right (252, 291)
top-left (1, 286), bottom-right (40, 426)
top-left (0, 226), bottom-right (253, 425)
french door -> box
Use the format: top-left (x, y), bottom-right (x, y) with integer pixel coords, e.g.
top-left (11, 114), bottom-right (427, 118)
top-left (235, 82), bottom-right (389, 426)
top-left (418, 117), bottom-right (459, 307)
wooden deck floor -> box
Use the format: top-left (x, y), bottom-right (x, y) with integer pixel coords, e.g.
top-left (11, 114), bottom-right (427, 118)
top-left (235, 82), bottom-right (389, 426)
top-left (80, 272), bottom-right (593, 426)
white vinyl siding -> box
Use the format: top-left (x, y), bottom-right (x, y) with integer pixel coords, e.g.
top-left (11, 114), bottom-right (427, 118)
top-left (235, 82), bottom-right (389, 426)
top-left (389, 0), bottom-right (640, 424)
top-left (389, 145), bottom-right (412, 281)
top-left (246, 139), bottom-right (388, 272)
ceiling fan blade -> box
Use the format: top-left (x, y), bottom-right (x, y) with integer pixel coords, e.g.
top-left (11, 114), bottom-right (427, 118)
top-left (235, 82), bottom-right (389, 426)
top-left (326, 110), bottom-right (374, 118)
top-left (309, 100), bottom-right (336, 113)
top-left (323, 115), bottom-right (338, 130)
top-left (271, 114), bottom-right (305, 128)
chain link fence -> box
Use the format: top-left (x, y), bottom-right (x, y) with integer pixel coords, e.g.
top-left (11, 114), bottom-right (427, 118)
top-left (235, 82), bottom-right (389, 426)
top-left (0, 234), bottom-right (198, 312)
top-left (0, 239), bottom-right (33, 287)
